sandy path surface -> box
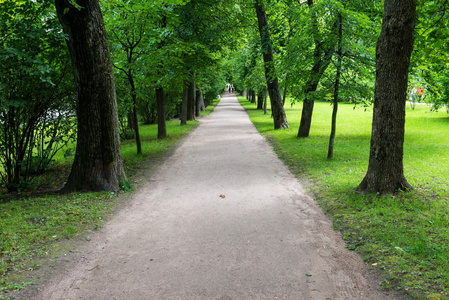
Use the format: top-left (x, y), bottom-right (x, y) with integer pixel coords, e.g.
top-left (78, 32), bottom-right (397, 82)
top-left (36, 93), bottom-right (391, 300)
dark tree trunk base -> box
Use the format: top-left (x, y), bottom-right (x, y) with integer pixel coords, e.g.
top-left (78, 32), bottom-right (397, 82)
top-left (357, 174), bottom-right (413, 195)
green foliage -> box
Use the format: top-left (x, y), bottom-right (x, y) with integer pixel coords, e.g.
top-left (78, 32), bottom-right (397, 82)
top-left (410, 0), bottom-right (449, 109)
top-left (239, 96), bottom-right (449, 298)
top-left (0, 0), bottom-right (76, 191)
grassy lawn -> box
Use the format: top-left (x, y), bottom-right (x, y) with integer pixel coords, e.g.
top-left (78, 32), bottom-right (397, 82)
top-left (0, 102), bottom-right (217, 296)
top-left (238, 96), bottom-right (449, 299)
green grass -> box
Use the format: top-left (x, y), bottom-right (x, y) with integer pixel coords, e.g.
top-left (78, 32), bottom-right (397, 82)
top-left (239, 96), bottom-right (449, 299)
top-left (0, 100), bottom-right (218, 296)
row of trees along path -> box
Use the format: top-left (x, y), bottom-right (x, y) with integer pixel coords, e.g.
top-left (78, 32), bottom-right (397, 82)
top-left (47, 0), bottom-right (416, 196)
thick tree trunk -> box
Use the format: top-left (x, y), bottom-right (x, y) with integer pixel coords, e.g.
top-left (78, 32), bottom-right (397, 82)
top-left (327, 13), bottom-right (342, 160)
top-left (180, 80), bottom-right (188, 125)
top-left (156, 85), bottom-right (167, 139)
top-left (358, 0), bottom-right (416, 194)
top-left (55, 0), bottom-right (126, 192)
top-left (254, 0), bottom-right (288, 129)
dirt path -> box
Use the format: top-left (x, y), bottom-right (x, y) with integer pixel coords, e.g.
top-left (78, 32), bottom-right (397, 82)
top-left (35, 93), bottom-right (393, 299)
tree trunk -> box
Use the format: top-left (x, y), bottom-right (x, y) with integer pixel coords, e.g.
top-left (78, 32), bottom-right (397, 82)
top-left (327, 13), bottom-right (342, 160)
top-left (156, 85), bottom-right (167, 139)
top-left (254, 0), bottom-right (288, 129)
top-left (55, 0), bottom-right (126, 192)
top-left (127, 112), bottom-right (134, 131)
top-left (263, 86), bottom-right (268, 115)
top-left (297, 0), bottom-right (336, 137)
top-left (180, 80), bottom-right (188, 125)
top-left (187, 76), bottom-right (195, 121)
top-left (248, 90), bottom-right (253, 104)
top-left (199, 92), bottom-right (206, 111)
top-left (358, 0), bottom-right (416, 194)
top-left (257, 89), bottom-right (264, 109)
top-left (128, 72), bottom-right (142, 154)
top-left (195, 89), bottom-right (201, 117)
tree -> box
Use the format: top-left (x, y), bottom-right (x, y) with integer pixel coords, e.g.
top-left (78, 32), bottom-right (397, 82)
top-left (55, 0), bottom-right (126, 192)
top-left (104, 1), bottom-right (147, 154)
top-left (358, 0), bottom-right (416, 194)
top-left (297, 0), bottom-right (336, 137)
top-left (327, 12), bottom-right (342, 160)
top-left (254, 0), bottom-right (289, 129)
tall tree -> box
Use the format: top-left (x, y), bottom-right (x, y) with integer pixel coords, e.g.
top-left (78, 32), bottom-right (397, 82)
top-left (327, 12), bottom-right (342, 160)
top-left (105, 1), bottom-right (146, 154)
top-left (358, 0), bottom-right (416, 194)
top-left (55, 0), bottom-right (126, 192)
top-left (254, 0), bottom-right (289, 129)
top-left (297, 0), bottom-right (336, 137)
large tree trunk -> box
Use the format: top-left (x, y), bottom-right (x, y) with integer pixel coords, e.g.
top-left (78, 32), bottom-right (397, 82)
top-left (297, 0), bottom-right (335, 137)
top-left (156, 85), bottom-right (167, 139)
top-left (254, 0), bottom-right (288, 129)
top-left (55, 0), bottom-right (126, 192)
top-left (358, 0), bottom-right (416, 194)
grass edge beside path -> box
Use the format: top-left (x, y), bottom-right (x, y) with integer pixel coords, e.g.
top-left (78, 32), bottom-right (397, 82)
top-left (0, 101), bottom-right (218, 299)
top-left (237, 95), bottom-right (449, 300)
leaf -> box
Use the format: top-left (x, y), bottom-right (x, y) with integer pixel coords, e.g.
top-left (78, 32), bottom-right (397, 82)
top-left (64, 8), bottom-right (69, 15)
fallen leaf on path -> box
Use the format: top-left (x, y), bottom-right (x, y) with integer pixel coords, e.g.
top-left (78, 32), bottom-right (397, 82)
top-left (219, 194), bottom-right (226, 198)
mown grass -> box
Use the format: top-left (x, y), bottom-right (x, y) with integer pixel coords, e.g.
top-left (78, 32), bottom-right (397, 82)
top-left (0, 101), bottom-right (217, 296)
top-left (238, 96), bottom-right (449, 299)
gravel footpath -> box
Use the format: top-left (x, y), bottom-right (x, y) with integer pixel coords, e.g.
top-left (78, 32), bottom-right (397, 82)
top-left (35, 93), bottom-right (394, 300)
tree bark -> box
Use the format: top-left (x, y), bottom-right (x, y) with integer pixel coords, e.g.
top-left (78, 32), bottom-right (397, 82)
top-left (156, 85), bottom-right (167, 139)
top-left (55, 0), bottom-right (126, 192)
top-left (358, 0), bottom-right (416, 194)
top-left (180, 80), bottom-right (188, 125)
top-left (199, 92), bottom-right (206, 111)
top-left (187, 76), bottom-right (196, 121)
top-left (195, 89), bottom-right (201, 117)
top-left (128, 71), bottom-right (142, 154)
top-left (254, 0), bottom-right (288, 129)
top-left (257, 89), bottom-right (264, 109)
top-left (263, 86), bottom-right (268, 115)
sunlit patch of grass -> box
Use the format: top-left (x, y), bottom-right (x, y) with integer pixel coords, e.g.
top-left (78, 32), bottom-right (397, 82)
top-left (239, 96), bottom-right (449, 299)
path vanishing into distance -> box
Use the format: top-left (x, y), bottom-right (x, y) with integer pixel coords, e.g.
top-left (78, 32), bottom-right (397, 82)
top-left (35, 93), bottom-right (395, 300)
